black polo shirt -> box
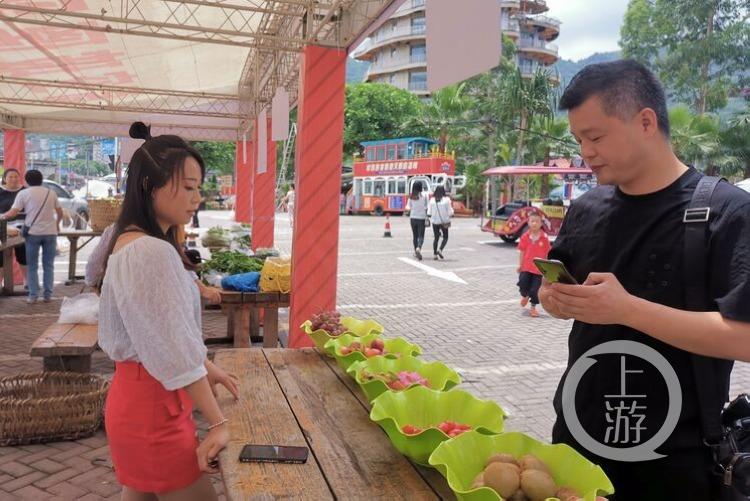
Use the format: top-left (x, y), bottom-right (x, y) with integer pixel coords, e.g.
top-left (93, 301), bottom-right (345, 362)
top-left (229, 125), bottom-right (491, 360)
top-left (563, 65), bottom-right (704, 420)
top-left (549, 167), bottom-right (750, 457)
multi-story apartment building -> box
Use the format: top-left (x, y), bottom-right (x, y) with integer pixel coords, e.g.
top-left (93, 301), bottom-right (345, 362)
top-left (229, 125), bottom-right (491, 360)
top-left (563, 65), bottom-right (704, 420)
top-left (354, 0), bottom-right (560, 97)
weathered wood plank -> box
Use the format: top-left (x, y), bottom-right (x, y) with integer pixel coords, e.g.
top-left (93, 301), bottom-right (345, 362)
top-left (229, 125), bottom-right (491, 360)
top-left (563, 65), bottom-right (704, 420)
top-left (213, 349), bottom-right (333, 501)
top-left (262, 308), bottom-right (279, 348)
top-left (265, 348), bottom-right (439, 500)
top-left (321, 354), bottom-right (457, 501)
top-left (30, 324), bottom-right (98, 357)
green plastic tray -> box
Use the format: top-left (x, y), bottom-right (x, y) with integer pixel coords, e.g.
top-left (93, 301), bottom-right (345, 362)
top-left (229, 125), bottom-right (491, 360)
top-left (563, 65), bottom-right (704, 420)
top-left (301, 316), bottom-right (385, 354)
top-left (369, 386), bottom-right (506, 465)
top-left (428, 430), bottom-right (614, 501)
top-left (323, 333), bottom-right (423, 371)
top-left (346, 355), bottom-right (461, 402)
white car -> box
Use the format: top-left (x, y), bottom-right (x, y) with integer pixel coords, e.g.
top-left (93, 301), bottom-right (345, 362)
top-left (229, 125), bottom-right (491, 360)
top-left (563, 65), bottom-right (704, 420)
top-left (74, 179), bottom-right (117, 199)
top-left (736, 179), bottom-right (750, 193)
top-left (42, 180), bottom-right (89, 229)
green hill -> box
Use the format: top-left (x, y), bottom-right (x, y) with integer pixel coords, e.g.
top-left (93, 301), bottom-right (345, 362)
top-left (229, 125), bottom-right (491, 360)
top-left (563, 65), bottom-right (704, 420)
top-left (554, 51), bottom-right (622, 88)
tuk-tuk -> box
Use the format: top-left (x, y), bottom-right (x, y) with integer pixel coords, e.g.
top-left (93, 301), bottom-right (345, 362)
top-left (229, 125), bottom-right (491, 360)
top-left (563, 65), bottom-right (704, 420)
top-left (481, 164), bottom-right (595, 243)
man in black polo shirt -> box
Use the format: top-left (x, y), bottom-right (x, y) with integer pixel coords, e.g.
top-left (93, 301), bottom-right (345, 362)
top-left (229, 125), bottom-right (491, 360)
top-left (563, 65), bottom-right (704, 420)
top-left (539, 60), bottom-right (750, 500)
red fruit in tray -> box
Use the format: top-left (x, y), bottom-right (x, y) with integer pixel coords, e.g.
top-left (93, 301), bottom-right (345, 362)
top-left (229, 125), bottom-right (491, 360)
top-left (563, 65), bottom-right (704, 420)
top-left (364, 348), bottom-right (382, 357)
top-left (401, 424), bottom-right (423, 435)
top-left (387, 380), bottom-right (408, 391)
top-left (448, 429), bottom-right (463, 438)
top-left (339, 346), bottom-right (352, 355)
top-left (349, 342), bottom-right (362, 351)
top-left (438, 421), bottom-right (455, 434)
top-left (370, 338), bottom-right (385, 351)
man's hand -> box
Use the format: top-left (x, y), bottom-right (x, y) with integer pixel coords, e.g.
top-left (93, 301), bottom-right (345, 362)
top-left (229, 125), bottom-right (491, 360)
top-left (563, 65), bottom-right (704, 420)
top-left (546, 272), bottom-right (635, 325)
top-left (538, 279), bottom-right (572, 319)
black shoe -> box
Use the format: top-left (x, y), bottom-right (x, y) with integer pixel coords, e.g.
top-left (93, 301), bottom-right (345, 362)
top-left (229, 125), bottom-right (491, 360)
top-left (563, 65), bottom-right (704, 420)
top-left (438, 251), bottom-right (444, 260)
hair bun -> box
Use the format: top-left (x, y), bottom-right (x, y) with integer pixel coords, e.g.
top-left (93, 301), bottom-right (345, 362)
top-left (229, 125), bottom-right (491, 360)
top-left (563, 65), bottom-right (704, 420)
top-left (129, 122), bottom-right (152, 140)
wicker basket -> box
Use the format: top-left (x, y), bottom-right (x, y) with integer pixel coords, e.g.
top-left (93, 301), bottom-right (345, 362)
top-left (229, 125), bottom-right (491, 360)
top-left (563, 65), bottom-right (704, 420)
top-left (88, 198), bottom-right (122, 232)
top-left (0, 372), bottom-right (109, 446)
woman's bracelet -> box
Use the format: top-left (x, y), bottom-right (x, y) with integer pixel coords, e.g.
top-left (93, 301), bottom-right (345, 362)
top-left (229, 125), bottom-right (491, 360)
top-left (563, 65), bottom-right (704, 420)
top-left (207, 418), bottom-right (228, 431)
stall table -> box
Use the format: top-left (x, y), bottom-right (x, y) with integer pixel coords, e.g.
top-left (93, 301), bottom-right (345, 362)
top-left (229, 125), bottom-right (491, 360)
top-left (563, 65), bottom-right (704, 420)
top-left (220, 291), bottom-right (290, 348)
top-left (1, 235), bottom-right (25, 296)
top-left (214, 348), bottom-right (455, 500)
top-left (59, 230), bottom-right (103, 285)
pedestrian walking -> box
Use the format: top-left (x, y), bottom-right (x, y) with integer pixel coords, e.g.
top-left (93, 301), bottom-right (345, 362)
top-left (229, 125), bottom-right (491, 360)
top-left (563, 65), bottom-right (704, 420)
top-left (428, 185), bottom-right (453, 260)
top-left (406, 181), bottom-right (429, 260)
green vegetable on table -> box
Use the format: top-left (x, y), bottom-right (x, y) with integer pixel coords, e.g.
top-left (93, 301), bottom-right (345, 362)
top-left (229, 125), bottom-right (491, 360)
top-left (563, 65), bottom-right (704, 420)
top-left (200, 251), bottom-right (263, 278)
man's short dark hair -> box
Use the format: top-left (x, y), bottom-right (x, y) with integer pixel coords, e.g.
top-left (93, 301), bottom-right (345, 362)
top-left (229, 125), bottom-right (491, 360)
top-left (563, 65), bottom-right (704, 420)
top-left (25, 169), bottom-right (44, 186)
top-left (559, 59), bottom-right (670, 137)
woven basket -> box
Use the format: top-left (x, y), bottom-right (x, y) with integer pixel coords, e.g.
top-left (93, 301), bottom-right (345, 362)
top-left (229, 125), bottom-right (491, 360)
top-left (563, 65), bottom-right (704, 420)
top-left (0, 372), bottom-right (109, 446)
top-left (260, 257), bottom-right (291, 293)
top-left (88, 199), bottom-right (122, 232)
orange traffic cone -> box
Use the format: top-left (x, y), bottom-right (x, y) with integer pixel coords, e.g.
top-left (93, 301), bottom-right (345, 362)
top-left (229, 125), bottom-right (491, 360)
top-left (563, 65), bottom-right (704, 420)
top-left (383, 214), bottom-right (392, 238)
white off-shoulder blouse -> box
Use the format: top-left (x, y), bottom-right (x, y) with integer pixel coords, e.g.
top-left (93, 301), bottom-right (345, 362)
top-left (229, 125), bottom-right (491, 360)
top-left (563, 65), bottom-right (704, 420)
top-left (98, 236), bottom-right (207, 390)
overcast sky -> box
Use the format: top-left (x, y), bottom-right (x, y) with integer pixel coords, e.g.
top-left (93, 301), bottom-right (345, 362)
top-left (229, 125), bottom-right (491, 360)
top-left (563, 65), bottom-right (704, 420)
top-left (545, 0), bottom-right (630, 61)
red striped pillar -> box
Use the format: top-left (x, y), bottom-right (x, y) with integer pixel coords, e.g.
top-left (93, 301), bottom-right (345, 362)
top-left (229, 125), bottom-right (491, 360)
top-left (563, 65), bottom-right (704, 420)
top-left (234, 136), bottom-right (254, 223)
top-left (252, 116), bottom-right (276, 250)
top-left (3, 130), bottom-right (26, 177)
top-left (288, 45), bottom-right (347, 348)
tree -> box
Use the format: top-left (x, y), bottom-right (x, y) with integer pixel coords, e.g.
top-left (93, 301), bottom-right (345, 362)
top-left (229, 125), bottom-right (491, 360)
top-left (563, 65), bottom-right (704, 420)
top-left (526, 116), bottom-right (578, 197)
top-left (668, 105), bottom-right (740, 174)
top-left (191, 141), bottom-right (236, 176)
top-left (720, 111), bottom-right (750, 178)
top-left (418, 83), bottom-right (471, 153)
top-left (620, 0), bottom-right (750, 114)
top-left (344, 83), bottom-right (428, 157)
top-left (503, 67), bottom-right (556, 164)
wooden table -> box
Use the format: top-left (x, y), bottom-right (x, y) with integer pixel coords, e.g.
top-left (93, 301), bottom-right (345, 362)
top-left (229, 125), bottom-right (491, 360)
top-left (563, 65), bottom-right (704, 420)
top-left (1, 235), bottom-right (25, 296)
top-left (214, 348), bottom-right (455, 500)
top-left (58, 230), bottom-right (103, 285)
top-left (220, 291), bottom-right (290, 348)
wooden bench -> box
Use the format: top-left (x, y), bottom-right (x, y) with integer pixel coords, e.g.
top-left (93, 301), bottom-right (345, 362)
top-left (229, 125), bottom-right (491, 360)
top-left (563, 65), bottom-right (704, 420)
top-left (220, 291), bottom-right (290, 348)
top-left (213, 348), bottom-right (455, 500)
top-left (30, 323), bottom-right (99, 373)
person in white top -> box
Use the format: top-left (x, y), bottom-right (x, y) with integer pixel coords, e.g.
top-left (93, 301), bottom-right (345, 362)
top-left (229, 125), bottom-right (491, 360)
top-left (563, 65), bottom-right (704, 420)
top-left (405, 181), bottom-right (429, 261)
top-left (1, 169), bottom-right (63, 303)
top-left (283, 183), bottom-right (295, 227)
top-left (98, 122), bottom-right (237, 500)
top-left (427, 185), bottom-right (454, 260)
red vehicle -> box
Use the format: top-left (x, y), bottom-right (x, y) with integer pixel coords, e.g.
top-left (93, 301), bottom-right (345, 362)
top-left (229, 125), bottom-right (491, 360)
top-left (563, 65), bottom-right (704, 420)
top-left (481, 163), bottom-right (595, 243)
top-left (350, 137), bottom-right (466, 215)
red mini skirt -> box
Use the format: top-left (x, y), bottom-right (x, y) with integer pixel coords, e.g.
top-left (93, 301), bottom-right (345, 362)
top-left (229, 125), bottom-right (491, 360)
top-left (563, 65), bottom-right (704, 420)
top-left (105, 361), bottom-right (203, 493)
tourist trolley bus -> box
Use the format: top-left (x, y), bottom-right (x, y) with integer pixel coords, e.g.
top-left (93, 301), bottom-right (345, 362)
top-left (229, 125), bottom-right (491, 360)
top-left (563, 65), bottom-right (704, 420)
top-left (349, 137), bottom-right (467, 215)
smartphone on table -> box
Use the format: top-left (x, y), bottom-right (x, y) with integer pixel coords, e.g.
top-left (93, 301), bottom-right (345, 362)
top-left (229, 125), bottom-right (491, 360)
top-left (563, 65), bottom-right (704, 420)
top-left (239, 444), bottom-right (309, 464)
top-left (533, 258), bottom-right (578, 285)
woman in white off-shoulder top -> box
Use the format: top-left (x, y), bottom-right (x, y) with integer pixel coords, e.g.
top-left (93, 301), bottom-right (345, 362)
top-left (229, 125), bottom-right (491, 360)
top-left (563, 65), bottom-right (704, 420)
top-left (99, 122), bottom-right (238, 501)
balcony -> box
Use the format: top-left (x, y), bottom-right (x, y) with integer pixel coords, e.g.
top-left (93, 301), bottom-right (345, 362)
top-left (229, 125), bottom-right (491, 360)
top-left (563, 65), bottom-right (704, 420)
top-left (517, 38), bottom-right (558, 63)
top-left (501, 18), bottom-right (520, 37)
top-left (356, 25), bottom-right (427, 59)
top-left (501, 0), bottom-right (548, 15)
top-left (409, 81), bottom-right (428, 92)
top-left (518, 61), bottom-right (559, 84)
top-left (516, 13), bottom-right (561, 41)
top-left (366, 54), bottom-right (427, 77)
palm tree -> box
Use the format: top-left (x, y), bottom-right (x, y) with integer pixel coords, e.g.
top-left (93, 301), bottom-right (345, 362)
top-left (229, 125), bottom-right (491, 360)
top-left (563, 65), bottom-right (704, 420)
top-left (669, 105), bottom-right (739, 175)
top-left (526, 116), bottom-right (578, 197)
top-left (416, 83), bottom-right (471, 153)
top-left (502, 68), bottom-right (556, 165)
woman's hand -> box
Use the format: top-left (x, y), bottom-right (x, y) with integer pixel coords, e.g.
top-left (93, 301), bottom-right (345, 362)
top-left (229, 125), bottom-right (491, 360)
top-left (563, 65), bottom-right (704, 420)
top-left (6, 227), bottom-right (19, 237)
top-left (196, 425), bottom-right (230, 474)
top-left (205, 360), bottom-right (240, 400)
top-left (197, 282), bottom-right (223, 305)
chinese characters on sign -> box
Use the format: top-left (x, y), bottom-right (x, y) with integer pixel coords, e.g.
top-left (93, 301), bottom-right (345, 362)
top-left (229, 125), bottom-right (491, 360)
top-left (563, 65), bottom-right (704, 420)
top-left (364, 161), bottom-right (419, 175)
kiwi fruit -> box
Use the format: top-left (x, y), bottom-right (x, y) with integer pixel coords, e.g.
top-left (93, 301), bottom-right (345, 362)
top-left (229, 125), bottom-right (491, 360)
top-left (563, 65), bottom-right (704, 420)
top-left (483, 462), bottom-right (521, 498)
top-left (555, 486), bottom-right (582, 501)
top-left (520, 469), bottom-right (557, 501)
top-left (470, 472), bottom-right (484, 489)
top-left (518, 454), bottom-right (551, 475)
top-left (487, 453), bottom-right (519, 467)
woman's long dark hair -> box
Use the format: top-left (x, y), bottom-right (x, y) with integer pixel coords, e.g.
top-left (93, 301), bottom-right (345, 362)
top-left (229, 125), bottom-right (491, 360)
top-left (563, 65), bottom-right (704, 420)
top-left (410, 181), bottom-right (423, 200)
top-left (434, 185), bottom-right (446, 202)
top-left (103, 122), bottom-right (205, 278)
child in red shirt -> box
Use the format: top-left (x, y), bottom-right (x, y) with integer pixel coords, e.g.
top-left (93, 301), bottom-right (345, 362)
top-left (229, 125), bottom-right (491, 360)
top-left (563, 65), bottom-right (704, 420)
top-left (516, 213), bottom-right (551, 317)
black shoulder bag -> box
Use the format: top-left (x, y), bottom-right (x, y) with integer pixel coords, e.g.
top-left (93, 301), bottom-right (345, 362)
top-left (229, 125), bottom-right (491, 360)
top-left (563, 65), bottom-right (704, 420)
top-left (21, 188), bottom-right (51, 238)
top-left (685, 175), bottom-right (750, 499)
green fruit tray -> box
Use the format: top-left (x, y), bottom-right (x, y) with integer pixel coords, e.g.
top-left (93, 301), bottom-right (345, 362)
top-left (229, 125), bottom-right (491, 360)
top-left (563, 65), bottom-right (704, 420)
top-left (346, 355), bottom-right (461, 402)
top-left (323, 333), bottom-right (423, 371)
top-left (301, 316), bottom-right (385, 354)
top-left (369, 386), bottom-right (506, 466)
top-left (428, 430), bottom-right (614, 501)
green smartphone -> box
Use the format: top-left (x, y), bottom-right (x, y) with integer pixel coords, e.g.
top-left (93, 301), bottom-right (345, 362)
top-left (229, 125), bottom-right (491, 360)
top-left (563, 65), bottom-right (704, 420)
top-left (533, 258), bottom-right (578, 285)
